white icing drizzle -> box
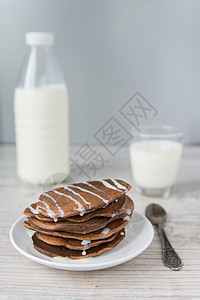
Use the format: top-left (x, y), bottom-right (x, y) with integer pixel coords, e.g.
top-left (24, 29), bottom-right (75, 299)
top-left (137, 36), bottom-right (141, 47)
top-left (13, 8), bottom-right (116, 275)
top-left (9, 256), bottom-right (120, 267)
top-left (120, 231), bottom-right (125, 236)
top-left (82, 182), bottom-right (112, 199)
top-left (99, 180), bottom-right (121, 192)
top-left (26, 229), bottom-right (35, 238)
top-left (112, 213), bottom-right (115, 217)
top-left (115, 199), bottom-right (118, 202)
top-left (53, 256), bottom-right (70, 262)
top-left (80, 212), bottom-right (85, 216)
top-left (81, 240), bottom-right (91, 246)
top-left (125, 208), bottom-right (131, 215)
top-left (28, 205), bottom-right (40, 215)
top-left (43, 192), bottom-right (64, 217)
top-left (79, 257), bottom-right (92, 262)
top-left (28, 199), bottom-right (58, 221)
top-left (82, 250), bottom-right (87, 256)
top-left (51, 190), bottom-right (85, 213)
top-left (110, 179), bottom-right (128, 192)
top-left (64, 186), bottom-right (91, 208)
top-left (123, 216), bottom-right (131, 222)
top-left (69, 185), bottom-right (109, 205)
top-left (36, 200), bottom-right (56, 219)
top-left (101, 227), bottom-right (110, 234)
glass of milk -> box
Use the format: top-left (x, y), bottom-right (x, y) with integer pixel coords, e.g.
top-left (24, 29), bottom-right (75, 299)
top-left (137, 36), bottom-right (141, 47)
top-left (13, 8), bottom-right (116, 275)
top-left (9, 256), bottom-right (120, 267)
top-left (129, 125), bottom-right (184, 197)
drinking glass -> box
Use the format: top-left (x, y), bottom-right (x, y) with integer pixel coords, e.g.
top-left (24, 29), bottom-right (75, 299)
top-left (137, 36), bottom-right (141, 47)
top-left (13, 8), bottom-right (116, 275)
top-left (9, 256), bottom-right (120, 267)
top-left (129, 125), bottom-right (184, 197)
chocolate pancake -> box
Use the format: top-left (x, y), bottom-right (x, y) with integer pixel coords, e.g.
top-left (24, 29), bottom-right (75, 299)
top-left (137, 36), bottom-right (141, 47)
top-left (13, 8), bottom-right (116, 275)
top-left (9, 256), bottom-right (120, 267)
top-left (24, 196), bottom-right (134, 239)
top-left (36, 231), bottom-right (118, 250)
top-left (29, 211), bottom-right (127, 234)
top-left (27, 195), bottom-right (134, 234)
top-left (32, 229), bottom-right (125, 259)
top-left (24, 179), bottom-right (131, 219)
top-left (24, 218), bottom-right (129, 241)
top-left (25, 194), bottom-right (126, 223)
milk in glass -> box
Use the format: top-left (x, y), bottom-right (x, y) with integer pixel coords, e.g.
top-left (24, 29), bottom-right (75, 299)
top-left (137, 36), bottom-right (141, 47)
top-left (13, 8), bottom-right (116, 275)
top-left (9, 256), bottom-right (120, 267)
top-left (130, 140), bottom-right (182, 189)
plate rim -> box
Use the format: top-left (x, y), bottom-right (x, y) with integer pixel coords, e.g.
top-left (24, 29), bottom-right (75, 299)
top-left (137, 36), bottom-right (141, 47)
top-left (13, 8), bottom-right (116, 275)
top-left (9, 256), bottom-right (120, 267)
top-left (10, 212), bottom-right (154, 271)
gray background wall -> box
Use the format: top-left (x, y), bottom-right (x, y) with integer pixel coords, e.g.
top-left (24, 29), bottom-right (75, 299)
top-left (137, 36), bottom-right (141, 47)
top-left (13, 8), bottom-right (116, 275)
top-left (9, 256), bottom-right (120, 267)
top-left (0, 0), bottom-right (199, 144)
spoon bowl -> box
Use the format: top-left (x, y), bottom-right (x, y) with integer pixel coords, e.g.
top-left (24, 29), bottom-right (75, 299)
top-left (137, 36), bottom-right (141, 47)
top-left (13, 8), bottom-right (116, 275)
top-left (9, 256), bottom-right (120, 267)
top-left (145, 203), bottom-right (167, 225)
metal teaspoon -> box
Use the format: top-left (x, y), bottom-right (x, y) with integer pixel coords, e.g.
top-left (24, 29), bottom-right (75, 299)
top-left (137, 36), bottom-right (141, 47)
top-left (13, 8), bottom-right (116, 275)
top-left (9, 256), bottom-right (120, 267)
top-left (145, 203), bottom-right (183, 271)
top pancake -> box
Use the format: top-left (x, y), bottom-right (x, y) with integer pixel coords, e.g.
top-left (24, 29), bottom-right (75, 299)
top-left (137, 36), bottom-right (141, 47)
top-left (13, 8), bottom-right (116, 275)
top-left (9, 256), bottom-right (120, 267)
top-left (24, 179), bottom-right (131, 219)
top-left (25, 194), bottom-right (126, 222)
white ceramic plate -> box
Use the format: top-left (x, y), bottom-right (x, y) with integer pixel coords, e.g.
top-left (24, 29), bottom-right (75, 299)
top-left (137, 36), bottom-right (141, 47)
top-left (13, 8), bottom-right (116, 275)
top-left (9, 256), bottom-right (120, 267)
top-left (10, 211), bottom-right (154, 271)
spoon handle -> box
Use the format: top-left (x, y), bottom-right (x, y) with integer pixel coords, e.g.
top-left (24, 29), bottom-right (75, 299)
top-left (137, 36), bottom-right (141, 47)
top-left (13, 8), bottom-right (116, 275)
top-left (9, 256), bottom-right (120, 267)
top-left (158, 223), bottom-right (183, 271)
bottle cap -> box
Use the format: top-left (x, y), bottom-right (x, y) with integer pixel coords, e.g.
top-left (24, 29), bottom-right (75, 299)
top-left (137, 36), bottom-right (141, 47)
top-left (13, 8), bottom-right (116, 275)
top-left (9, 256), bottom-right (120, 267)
top-left (25, 32), bottom-right (54, 45)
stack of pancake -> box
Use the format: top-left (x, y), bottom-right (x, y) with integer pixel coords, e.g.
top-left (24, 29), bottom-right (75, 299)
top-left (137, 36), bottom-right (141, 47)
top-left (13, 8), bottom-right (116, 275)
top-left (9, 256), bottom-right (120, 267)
top-left (24, 179), bottom-right (134, 259)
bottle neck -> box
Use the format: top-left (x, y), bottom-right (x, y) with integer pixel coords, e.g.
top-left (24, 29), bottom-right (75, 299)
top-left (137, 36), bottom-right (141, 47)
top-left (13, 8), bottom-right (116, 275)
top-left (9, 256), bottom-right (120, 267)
top-left (29, 44), bottom-right (53, 51)
top-left (16, 44), bottom-right (66, 89)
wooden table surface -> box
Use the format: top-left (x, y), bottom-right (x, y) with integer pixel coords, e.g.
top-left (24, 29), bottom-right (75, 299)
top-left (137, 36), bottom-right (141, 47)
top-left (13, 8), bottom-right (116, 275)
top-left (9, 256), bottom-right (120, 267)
top-left (0, 145), bottom-right (200, 299)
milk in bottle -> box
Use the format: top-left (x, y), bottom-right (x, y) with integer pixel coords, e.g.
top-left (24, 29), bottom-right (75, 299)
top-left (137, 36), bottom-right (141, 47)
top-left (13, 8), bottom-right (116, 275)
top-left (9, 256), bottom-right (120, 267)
top-left (14, 32), bottom-right (69, 185)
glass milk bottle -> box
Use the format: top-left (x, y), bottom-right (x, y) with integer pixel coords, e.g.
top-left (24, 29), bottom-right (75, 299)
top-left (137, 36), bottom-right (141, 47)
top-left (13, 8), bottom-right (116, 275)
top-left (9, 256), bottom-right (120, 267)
top-left (14, 32), bottom-right (69, 185)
